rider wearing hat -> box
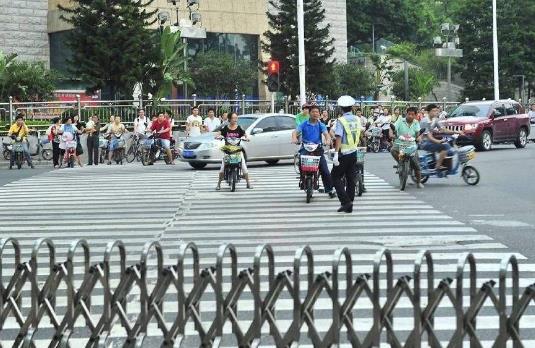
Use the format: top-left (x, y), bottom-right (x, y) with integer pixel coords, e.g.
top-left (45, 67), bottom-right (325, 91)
top-left (331, 96), bottom-right (362, 213)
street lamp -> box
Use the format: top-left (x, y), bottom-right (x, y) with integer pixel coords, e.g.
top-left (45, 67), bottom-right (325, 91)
top-left (157, 11), bottom-right (170, 34)
top-left (434, 23), bottom-right (462, 102)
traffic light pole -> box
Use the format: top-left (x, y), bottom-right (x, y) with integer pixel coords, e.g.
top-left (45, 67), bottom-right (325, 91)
top-left (297, 0), bottom-right (306, 106)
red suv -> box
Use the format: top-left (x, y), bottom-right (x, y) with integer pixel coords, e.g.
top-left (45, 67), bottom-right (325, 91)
top-left (441, 100), bottom-right (530, 151)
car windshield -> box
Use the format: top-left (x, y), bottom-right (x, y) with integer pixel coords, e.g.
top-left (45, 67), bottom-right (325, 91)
top-left (213, 116), bottom-right (257, 132)
top-left (448, 104), bottom-right (490, 118)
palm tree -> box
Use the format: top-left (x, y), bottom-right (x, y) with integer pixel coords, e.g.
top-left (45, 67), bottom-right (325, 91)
top-left (145, 27), bottom-right (193, 102)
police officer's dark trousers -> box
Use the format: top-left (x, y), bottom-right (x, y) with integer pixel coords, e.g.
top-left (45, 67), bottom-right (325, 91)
top-left (331, 152), bottom-right (357, 206)
top-left (87, 134), bottom-right (99, 165)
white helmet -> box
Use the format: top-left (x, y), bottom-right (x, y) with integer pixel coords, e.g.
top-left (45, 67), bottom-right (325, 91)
top-left (337, 95), bottom-right (356, 108)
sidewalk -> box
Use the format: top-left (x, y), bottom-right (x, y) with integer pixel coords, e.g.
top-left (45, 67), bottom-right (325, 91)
top-left (1, 131), bottom-right (186, 168)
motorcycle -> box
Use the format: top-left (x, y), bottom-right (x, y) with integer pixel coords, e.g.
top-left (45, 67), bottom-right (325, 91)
top-left (221, 137), bottom-right (246, 192)
top-left (412, 134), bottom-right (480, 186)
top-left (112, 134), bottom-right (126, 165)
top-left (141, 133), bottom-right (172, 166)
top-left (7, 136), bottom-right (25, 169)
top-left (3, 131), bottom-right (52, 161)
top-left (62, 133), bottom-right (77, 168)
top-left (99, 135), bottom-right (109, 164)
top-left (366, 126), bottom-right (382, 153)
top-left (395, 135), bottom-right (418, 191)
top-left (298, 143), bottom-right (322, 203)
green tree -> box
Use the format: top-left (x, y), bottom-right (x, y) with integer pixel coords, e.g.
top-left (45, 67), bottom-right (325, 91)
top-left (263, 0), bottom-right (335, 97)
top-left (454, 0), bottom-right (535, 100)
top-left (347, 0), bottom-right (411, 47)
top-left (391, 67), bottom-right (438, 100)
top-left (189, 51), bottom-right (257, 98)
top-left (331, 63), bottom-right (375, 97)
top-left (59, 0), bottom-right (158, 99)
top-left (146, 27), bottom-right (192, 101)
top-left (0, 52), bottom-right (57, 101)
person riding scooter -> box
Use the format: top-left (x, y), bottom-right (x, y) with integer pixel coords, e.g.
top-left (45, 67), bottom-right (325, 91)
top-left (420, 104), bottom-right (463, 171)
top-left (292, 104), bottom-right (336, 198)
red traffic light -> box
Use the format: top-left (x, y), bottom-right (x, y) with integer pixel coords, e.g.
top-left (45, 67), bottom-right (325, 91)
top-left (268, 60), bottom-right (280, 74)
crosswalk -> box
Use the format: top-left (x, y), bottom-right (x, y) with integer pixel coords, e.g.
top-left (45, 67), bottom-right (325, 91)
top-left (0, 163), bottom-right (533, 347)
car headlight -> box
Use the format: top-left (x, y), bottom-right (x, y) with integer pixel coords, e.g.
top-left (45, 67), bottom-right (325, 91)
top-left (464, 124), bottom-right (478, 131)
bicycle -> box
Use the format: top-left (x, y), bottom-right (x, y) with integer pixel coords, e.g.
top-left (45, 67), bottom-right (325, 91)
top-left (126, 133), bottom-right (143, 163)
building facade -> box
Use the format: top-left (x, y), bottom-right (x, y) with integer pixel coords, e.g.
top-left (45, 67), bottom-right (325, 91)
top-left (0, 0), bottom-right (49, 62)
top-left (1, 0), bottom-right (347, 96)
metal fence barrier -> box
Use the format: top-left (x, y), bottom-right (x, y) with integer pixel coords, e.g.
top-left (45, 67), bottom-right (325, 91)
top-left (1, 97), bottom-right (466, 126)
top-left (1, 238), bottom-right (533, 347)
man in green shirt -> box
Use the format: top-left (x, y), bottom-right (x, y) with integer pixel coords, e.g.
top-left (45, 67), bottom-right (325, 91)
top-left (389, 106), bottom-right (424, 188)
top-left (295, 103), bottom-right (311, 127)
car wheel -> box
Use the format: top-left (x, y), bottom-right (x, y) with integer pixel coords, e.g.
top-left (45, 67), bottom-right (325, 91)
top-left (478, 130), bottom-right (492, 151)
top-left (514, 127), bottom-right (528, 148)
top-left (265, 159), bottom-right (279, 165)
top-left (189, 162), bottom-right (207, 169)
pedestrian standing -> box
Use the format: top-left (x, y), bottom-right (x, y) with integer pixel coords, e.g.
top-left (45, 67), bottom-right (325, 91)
top-left (528, 104), bottom-right (535, 123)
top-left (391, 107), bottom-right (401, 123)
top-left (186, 106), bottom-right (203, 137)
top-left (85, 115), bottom-right (100, 165)
top-left (73, 115), bottom-right (84, 167)
top-left (331, 96), bottom-right (362, 213)
top-left (203, 108), bottom-right (221, 132)
top-left (220, 112), bottom-right (229, 127)
top-left (48, 117), bottom-right (61, 168)
top-left (320, 110), bottom-right (330, 130)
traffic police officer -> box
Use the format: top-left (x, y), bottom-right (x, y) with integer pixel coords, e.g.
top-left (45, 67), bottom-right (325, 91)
top-left (332, 95), bottom-right (362, 213)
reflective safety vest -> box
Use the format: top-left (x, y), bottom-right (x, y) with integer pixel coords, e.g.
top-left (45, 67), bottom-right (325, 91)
top-left (338, 116), bottom-right (360, 154)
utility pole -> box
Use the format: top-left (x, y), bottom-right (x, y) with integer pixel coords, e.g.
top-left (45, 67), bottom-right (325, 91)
top-left (297, 0), bottom-right (306, 105)
top-left (492, 0), bottom-right (500, 100)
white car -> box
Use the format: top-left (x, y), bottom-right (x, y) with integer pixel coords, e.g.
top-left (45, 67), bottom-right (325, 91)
top-left (178, 113), bottom-right (297, 169)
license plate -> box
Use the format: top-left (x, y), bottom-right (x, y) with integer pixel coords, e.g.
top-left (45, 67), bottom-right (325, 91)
top-left (182, 150), bottom-right (195, 158)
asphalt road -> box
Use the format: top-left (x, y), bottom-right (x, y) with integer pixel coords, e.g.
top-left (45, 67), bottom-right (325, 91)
top-left (365, 143), bottom-right (535, 259)
top-left (2, 145), bottom-right (534, 263)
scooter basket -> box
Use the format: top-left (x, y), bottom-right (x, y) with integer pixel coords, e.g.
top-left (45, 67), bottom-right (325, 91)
top-left (300, 155), bottom-right (321, 173)
top-left (356, 147), bottom-right (366, 163)
top-left (65, 140), bottom-right (77, 149)
top-left (458, 146), bottom-right (476, 162)
top-left (370, 127), bottom-right (382, 137)
top-left (224, 153), bottom-right (242, 164)
top-left (399, 141), bottom-right (417, 156)
top-left (12, 142), bottom-right (23, 152)
top-left (99, 137), bottom-right (108, 149)
top-left (116, 138), bottom-right (126, 149)
top-left (143, 138), bottom-right (154, 149)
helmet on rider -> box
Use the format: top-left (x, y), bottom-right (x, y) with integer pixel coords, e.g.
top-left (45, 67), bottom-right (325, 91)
top-left (337, 95), bottom-right (356, 113)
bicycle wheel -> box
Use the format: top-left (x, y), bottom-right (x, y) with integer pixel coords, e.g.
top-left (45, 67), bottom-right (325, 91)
top-left (399, 159), bottom-right (409, 191)
top-left (41, 149), bottom-right (53, 161)
top-left (3, 150), bottom-right (10, 160)
top-left (126, 145), bottom-right (137, 163)
top-left (305, 176), bottom-right (313, 203)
